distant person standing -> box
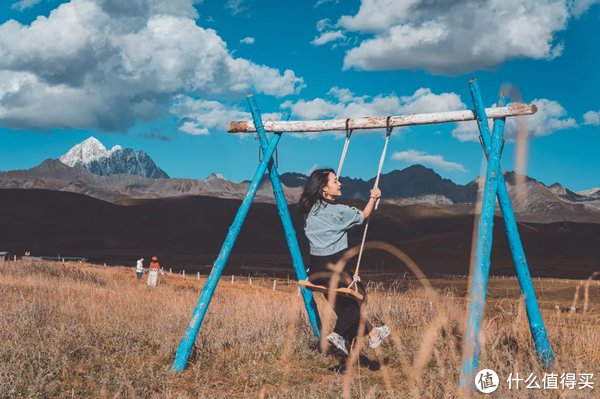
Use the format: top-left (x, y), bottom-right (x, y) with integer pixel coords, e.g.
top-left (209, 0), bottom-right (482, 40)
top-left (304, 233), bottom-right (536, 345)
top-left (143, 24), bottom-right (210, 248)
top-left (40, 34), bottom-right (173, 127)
top-left (147, 256), bottom-right (160, 287)
top-left (136, 257), bottom-right (144, 281)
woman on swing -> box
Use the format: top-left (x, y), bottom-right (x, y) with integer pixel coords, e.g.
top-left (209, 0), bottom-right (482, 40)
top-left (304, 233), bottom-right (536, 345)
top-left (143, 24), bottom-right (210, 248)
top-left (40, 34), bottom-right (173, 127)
top-left (300, 168), bottom-right (390, 356)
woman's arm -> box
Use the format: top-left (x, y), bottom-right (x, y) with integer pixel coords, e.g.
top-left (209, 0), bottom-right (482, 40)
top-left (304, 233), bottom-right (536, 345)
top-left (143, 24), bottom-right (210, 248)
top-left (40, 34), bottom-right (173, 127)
top-left (362, 188), bottom-right (381, 219)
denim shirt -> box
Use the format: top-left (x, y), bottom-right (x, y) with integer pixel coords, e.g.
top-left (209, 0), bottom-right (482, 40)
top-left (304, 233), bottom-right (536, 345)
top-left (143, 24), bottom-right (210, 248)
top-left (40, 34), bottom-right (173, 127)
top-left (304, 200), bottom-right (364, 256)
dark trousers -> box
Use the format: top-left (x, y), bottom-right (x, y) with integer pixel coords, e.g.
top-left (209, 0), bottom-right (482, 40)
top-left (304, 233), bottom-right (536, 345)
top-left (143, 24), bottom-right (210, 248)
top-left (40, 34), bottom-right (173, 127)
top-left (308, 250), bottom-right (372, 345)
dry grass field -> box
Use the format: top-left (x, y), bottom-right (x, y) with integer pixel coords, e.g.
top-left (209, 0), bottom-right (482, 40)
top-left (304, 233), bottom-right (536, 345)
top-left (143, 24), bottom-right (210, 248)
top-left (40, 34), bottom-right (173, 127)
top-left (1, 260), bottom-right (598, 398)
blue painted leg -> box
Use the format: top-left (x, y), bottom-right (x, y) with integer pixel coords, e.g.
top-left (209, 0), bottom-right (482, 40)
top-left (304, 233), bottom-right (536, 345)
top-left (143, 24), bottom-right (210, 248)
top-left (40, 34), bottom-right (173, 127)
top-left (247, 95), bottom-right (321, 337)
top-left (458, 93), bottom-right (506, 389)
top-left (468, 80), bottom-right (554, 368)
top-left (172, 125), bottom-right (283, 372)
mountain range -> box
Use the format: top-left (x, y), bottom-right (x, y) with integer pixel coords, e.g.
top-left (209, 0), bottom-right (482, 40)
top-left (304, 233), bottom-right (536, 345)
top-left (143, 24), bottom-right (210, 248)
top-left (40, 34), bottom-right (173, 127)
top-left (1, 137), bottom-right (599, 223)
top-left (0, 159), bottom-right (300, 204)
top-left (279, 169), bottom-right (600, 223)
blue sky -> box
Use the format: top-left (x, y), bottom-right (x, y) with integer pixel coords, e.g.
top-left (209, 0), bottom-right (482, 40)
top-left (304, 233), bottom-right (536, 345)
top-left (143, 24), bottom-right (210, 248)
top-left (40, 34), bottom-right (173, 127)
top-left (0, 0), bottom-right (598, 190)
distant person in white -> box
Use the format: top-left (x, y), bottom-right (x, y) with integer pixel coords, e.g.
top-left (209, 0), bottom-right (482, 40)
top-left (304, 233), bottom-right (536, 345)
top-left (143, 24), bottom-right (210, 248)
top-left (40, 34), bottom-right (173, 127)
top-left (136, 258), bottom-right (144, 282)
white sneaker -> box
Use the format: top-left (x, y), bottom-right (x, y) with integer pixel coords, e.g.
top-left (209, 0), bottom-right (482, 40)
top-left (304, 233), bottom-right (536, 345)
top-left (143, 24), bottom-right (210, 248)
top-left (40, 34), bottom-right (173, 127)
top-left (368, 325), bottom-right (390, 349)
top-left (327, 333), bottom-right (349, 356)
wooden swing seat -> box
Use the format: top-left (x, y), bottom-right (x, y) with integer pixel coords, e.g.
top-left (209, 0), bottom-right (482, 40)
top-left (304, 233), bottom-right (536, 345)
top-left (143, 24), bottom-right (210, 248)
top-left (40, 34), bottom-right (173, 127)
top-left (298, 280), bottom-right (364, 301)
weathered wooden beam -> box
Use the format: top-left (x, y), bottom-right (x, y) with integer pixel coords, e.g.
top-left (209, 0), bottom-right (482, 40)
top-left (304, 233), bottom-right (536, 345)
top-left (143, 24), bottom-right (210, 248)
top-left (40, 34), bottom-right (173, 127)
top-left (227, 103), bottom-right (536, 133)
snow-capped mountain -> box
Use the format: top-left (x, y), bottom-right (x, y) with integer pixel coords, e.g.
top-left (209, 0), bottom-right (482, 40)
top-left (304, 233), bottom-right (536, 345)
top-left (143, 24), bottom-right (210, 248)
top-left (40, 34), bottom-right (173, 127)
top-left (59, 137), bottom-right (121, 167)
top-left (59, 137), bottom-right (169, 179)
top-left (577, 187), bottom-right (600, 198)
top-left (205, 173), bottom-right (225, 181)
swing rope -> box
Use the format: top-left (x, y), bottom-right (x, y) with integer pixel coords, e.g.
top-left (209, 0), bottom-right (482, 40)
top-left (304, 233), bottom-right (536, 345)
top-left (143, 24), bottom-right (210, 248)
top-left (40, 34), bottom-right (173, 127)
top-left (336, 119), bottom-right (353, 177)
top-left (348, 117), bottom-right (393, 291)
top-left (298, 118), bottom-right (393, 301)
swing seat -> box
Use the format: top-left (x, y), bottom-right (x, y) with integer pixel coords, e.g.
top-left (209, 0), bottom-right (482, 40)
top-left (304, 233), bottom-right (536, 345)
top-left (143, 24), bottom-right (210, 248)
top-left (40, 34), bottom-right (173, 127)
top-left (298, 280), bottom-right (364, 301)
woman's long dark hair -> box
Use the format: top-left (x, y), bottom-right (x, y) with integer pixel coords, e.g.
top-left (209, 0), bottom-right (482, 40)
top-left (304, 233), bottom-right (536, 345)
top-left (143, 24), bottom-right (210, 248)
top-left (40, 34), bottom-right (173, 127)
top-left (299, 168), bottom-right (335, 215)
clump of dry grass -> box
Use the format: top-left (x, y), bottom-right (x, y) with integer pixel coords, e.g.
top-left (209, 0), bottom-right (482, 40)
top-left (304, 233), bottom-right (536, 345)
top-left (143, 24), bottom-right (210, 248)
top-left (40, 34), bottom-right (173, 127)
top-left (0, 260), bottom-right (598, 398)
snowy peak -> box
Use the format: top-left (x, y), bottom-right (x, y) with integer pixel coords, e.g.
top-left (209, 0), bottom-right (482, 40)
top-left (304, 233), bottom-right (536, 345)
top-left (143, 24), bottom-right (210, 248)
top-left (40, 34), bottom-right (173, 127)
top-left (205, 173), bottom-right (225, 181)
top-left (577, 187), bottom-right (600, 197)
top-left (59, 137), bottom-right (121, 167)
top-left (549, 182), bottom-right (567, 197)
top-left (58, 137), bottom-right (169, 179)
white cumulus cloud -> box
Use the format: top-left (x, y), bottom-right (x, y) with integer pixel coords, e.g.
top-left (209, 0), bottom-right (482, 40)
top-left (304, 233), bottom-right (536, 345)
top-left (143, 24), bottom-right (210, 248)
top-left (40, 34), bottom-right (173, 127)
top-left (282, 87), bottom-right (465, 121)
top-left (337, 0), bottom-right (575, 74)
top-left (452, 98), bottom-right (578, 142)
top-left (571, 0), bottom-right (600, 16)
top-left (583, 110), bottom-right (600, 126)
top-left (179, 121), bottom-right (209, 136)
top-left (311, 30), bottom-right (345, 46)
top-left (0, 0), bottom-right (304, 131)
top-left (392, 149), bottom-right (466, 172)
top-left (11, 0), bottom-right (42, 11)
top-left (170, 96), bottom-right (283, 136)
top-left (280, 87), bottom-right (464, 139)
top-left (225, 0), bottom-right (248, 16)
top-left (315, 0), bottom-right (340, 7)
top-left (312, 17), bottom-right (347, 47)
top-left (240, 36), bottom-right (255, 44)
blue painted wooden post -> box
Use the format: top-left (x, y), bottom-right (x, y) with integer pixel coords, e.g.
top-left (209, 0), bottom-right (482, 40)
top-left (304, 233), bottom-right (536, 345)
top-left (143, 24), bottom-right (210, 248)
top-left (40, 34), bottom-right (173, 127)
top-left (458, 92), bottom-right (506, 388)
top-left (467, 80), bottom-right (554, 367)
top-left (247, 95), bottom-right (321, 337)
top-left (172, 124), bottom-right (283, 372)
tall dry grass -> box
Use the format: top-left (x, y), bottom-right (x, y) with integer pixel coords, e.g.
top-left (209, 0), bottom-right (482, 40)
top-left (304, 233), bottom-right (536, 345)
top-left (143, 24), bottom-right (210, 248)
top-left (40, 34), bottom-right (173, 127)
top-left (1, 259), bottom-right (598, 398)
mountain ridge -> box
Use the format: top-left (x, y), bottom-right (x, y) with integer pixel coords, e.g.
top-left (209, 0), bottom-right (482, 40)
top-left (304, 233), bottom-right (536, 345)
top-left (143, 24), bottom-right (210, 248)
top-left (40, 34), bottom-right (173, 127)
top-left (1, 159), bottom-right (599, 223)
top-left (0, 159), bottom-right (300, 204)
top-left (1, 136), bottom-right (599, 224)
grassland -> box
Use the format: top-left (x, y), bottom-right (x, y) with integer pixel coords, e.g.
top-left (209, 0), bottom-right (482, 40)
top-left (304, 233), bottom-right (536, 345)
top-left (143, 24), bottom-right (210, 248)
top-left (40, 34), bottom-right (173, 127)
top-left (1, 260), bottom-right (598, 398)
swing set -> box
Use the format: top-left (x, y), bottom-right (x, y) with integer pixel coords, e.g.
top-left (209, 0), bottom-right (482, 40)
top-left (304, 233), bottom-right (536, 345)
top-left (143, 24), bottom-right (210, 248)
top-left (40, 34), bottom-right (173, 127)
top-left (172, 79), bottom-right (555, 391)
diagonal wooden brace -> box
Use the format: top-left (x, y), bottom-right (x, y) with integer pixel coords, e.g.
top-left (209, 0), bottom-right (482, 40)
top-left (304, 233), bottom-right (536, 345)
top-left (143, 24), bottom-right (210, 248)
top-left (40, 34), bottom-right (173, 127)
top-left (246, 95), bottom-right (322, 337)
top-left (459, 92), bottom-right (507, 389)
top-left (172, 111), bottom-right (286, 372)
top-left (459, 79), bottom-right (554, 390)
top-left (470, 80), bottom-right (554, 363)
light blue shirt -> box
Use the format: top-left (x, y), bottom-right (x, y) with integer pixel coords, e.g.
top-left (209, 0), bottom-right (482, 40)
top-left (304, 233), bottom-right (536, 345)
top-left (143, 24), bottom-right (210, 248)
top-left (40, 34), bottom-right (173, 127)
top-left (304, 200), bottom-right (364, 256)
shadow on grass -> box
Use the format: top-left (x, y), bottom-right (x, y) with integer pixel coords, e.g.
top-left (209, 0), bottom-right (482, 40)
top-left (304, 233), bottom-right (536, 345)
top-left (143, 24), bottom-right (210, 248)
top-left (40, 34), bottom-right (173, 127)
top-left (328, 354), bottom-right (380, 373)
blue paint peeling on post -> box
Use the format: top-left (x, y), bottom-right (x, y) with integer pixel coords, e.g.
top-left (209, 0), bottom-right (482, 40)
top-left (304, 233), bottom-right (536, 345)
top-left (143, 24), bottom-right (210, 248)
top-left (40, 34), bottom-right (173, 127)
top-left (247, 95), bottom-right (321, 337)
top-left (172, 116), bottom-right (284, 372)
top-left (459, 90), bottom-right (506, 388)
top-left (467, 80), bottom-right (554, 367)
